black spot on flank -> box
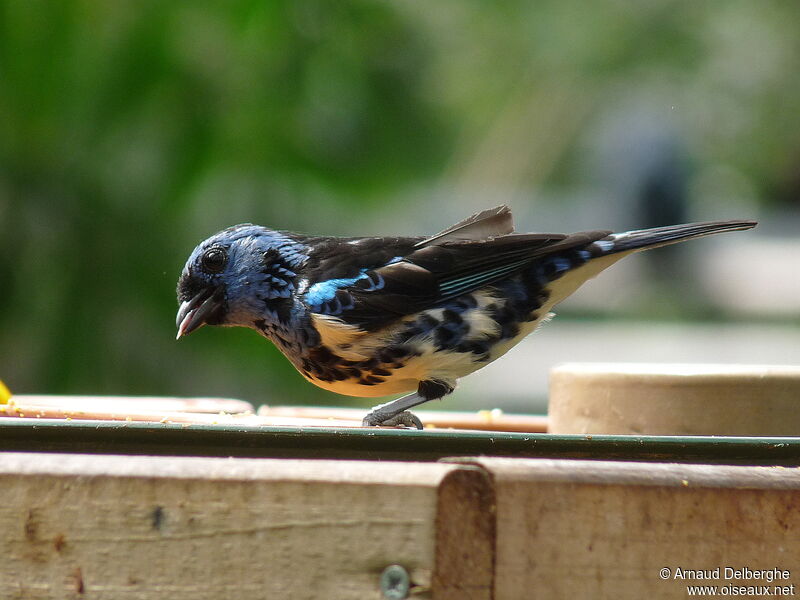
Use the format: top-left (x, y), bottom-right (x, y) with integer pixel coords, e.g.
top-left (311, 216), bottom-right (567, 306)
top-left (406, 324), bottom-right (426, 337)
top-left (361, 358), bottom-right (380, 370)
top-left (456, 341), bottom-right (490, 357)
top-left (329, 369), bottom-right (348, 381)
top-left (371, 367), bottom-right (392, 377)
top-left (442, 309), bottom-right (463, 324)
top-left (433, 309), bottom-right (471, 349)
top-left (419, 314), bottom-right (440, 328)
top-left (489, 304), bottom-right (522, 340)
top-left (310, 345), bottom-right (337, 365)
top-left (397, 312), bottom-right (442, 343)
top-left (363, 375), bottom-right (384, 384)
top-left (434, 327), bottom-right (457, 347)
top-left (378, 345), bottom-right (411, 362)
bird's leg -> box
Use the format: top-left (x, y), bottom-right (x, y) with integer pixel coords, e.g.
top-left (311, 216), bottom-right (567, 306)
top-left (361, 392), bottom-right (427, 429)
top-left (361, 380), bottom-right (454, 429)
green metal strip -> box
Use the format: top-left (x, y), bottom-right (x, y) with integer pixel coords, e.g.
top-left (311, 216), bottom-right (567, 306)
top-left (1, 419), bottom-right (799, 465)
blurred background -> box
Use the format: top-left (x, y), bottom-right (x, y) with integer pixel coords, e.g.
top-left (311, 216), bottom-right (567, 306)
top-left (1, 1), bottom-right (798, 413)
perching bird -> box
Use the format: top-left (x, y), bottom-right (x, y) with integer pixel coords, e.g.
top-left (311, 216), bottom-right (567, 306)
top-left (176, 206), bottom-right (755, 428)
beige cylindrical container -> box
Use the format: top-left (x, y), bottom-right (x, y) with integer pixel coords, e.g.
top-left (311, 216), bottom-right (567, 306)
top-left (548, 363), bottom-right (800, 436)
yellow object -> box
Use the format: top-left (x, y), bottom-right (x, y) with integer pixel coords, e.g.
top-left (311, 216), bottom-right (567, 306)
top-left (0, 379), bottom-right (11, 404)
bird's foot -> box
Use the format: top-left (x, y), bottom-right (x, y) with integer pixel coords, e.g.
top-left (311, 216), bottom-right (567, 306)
top-left (362, 409), bottom-right (423, 430)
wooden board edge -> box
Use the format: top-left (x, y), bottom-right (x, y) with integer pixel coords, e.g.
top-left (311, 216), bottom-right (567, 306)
top-left (445, 456), bottom-right (800, 489)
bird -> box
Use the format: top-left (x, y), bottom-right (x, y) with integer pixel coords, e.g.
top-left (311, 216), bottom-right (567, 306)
top-left (176, 206), bottom-right (756, 429)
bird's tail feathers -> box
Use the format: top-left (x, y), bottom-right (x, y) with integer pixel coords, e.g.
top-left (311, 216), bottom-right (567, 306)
top-left (594, 220), bottom-right (757, 255)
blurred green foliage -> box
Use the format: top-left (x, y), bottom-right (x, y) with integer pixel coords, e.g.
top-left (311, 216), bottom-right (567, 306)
top-left (1, 1), bottom-right (798, 403)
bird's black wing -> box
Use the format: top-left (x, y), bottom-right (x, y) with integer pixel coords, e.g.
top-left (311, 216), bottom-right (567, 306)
top-left (301, 216), bottom-right (610, 330)
top-left (349, 232), bottom-right (610, 327)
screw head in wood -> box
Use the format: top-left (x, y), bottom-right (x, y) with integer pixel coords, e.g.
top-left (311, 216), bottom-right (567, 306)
top-left (380, 564), bottom-right (410, 599)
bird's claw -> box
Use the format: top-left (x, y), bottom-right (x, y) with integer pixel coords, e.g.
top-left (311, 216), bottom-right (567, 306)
top-left (362, 410), bottom-right (423, 430)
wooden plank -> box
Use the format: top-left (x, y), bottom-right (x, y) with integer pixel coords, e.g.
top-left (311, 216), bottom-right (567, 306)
top-left (433, 467), bottom-right (495, 600)
top-left (0, 452), bottom-right (456, 600)
top-left (455, 458), bottom-right (800, 600)
top-left (6, 451), bottom-right (800, 599)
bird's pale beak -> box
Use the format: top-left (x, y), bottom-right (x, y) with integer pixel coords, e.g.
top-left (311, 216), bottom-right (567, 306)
top-left (176, 288), bottom-right (224, 339)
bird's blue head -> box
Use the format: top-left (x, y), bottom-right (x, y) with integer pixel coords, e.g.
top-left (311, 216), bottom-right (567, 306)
top-left (176, 224), bottom-right (308, 338)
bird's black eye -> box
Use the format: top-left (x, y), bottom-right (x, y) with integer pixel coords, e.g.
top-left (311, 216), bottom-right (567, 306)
top-left (201, 247), bottom-right (227, 274)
